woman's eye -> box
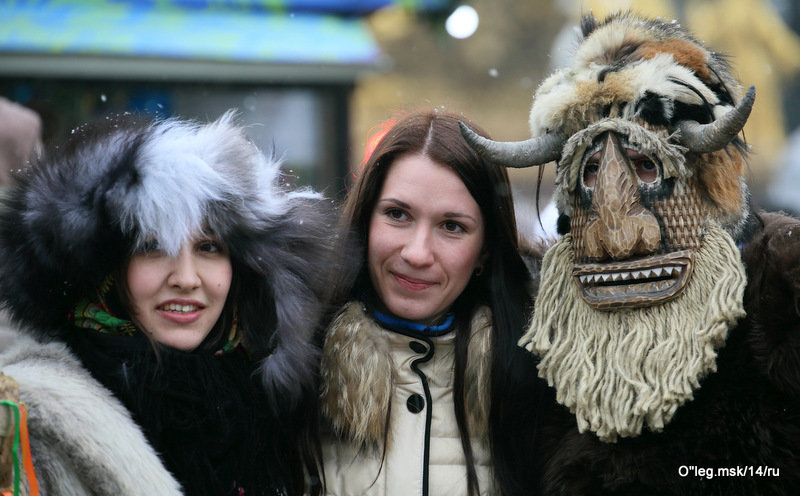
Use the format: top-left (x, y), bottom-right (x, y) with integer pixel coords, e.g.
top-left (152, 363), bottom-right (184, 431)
top-left (583, 162), bottom-right (599, 188)
top-left (634, 159), bottom-right (659, 183)
top-left (385, 208), bottom-right (408, 221)
top-left (443, 221), bottom-right (465, 234)
top-left (197, 240), bottom-right (223, 253)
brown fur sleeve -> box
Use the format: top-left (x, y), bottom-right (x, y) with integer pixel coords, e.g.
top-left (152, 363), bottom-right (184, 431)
top-left (741, 211), bottom-right (800, 395)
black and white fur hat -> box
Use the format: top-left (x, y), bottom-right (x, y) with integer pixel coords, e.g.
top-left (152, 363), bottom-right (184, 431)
top-left (0, 111), bottom-right (335, 406)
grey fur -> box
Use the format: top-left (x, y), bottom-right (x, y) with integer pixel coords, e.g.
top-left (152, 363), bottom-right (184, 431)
top-left (0, 326), bottom-right (183, 494)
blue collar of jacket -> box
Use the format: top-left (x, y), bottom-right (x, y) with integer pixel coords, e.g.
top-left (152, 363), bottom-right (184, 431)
top-left (370, 308), bottom-right (455, 337)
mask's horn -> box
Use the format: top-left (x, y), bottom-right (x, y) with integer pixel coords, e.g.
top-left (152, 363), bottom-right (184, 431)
top-left (459, 121), bottom-right (564, 168)
top-left (675, 85), bottom-right (755, 153)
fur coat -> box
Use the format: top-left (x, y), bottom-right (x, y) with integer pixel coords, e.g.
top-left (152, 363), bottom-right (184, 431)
top-left (526, 211), bottom-right (800, 495)
top-left (64, 325), bottom-right (291, 496)
top-left (0, 324), bottom-right (182, 495)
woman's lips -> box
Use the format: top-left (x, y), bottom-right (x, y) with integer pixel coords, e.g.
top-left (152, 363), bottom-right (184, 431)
top-left (156, 301), bottom-right (205, 324)
top-left (393, 273), bottom-right (435, 291)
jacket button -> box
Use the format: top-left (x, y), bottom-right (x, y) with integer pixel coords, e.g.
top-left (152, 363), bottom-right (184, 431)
top-left (407, 393), bottom-right (425, 413)
top-left (409, 341), bottom-right (427, 354)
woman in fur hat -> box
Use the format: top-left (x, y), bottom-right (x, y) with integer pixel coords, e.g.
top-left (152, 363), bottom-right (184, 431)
top-left (318, 110), bottom-right (541, 495)
top-left (0, 112), bottom-right (331, 495)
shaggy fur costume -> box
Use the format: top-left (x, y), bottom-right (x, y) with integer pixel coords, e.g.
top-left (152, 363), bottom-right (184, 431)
top-left (510, 13), bottom-right (800, 495)
top-left (527, 212), bottom-right (800, 495)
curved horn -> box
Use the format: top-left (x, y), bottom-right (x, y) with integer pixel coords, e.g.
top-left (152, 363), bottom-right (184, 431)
top-left (675, 85), bottom-right (755, 153)
top-left (459, 121), bottom-right (564, 168)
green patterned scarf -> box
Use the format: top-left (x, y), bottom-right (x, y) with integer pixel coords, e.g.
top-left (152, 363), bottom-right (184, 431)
top-left (73, 273), bottom-right (137, 336)
top-left (73, 273), bottom-right (242, 354)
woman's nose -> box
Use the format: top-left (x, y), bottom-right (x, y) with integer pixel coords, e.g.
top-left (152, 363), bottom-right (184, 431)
top-left (400, 227), bottom-right (435, 267)
top-left (167, 251), bottom-right (201, 289)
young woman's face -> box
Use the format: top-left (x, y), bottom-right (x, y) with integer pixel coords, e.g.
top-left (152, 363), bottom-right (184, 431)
top-left (126, 235), bottom-right (233, 351)
top-left (368, 153), bottom-right (485, 324)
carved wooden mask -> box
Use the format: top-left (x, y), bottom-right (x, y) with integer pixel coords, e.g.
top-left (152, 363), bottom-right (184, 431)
top-left (560, 120), bottom-right (702, 310)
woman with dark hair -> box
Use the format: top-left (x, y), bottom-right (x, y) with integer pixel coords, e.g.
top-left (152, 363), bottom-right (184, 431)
top-left (0, 112), bottom-right (330, 495)
top-left (319, 109), bottom-right (540, 495)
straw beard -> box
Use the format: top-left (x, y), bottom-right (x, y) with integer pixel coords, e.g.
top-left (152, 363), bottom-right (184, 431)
top-left (520, 223), bottom-right (747, 442)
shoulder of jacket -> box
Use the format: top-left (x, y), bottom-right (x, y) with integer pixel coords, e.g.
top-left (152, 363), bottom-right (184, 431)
top-left (320, 301), bottom-right (392, 446)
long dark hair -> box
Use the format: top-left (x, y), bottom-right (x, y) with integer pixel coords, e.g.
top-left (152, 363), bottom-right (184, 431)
top-left (330, 109), bottom-right (537, 495)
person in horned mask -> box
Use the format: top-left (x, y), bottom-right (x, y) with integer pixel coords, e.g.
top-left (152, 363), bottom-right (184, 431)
top-left (461, 12), bottom-right (800, 496)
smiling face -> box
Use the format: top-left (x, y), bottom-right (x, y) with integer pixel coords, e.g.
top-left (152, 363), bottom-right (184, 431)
top-left (367, 153), bottom-right (485, 324)
top-left (126, 235), bottom-right (233, 351)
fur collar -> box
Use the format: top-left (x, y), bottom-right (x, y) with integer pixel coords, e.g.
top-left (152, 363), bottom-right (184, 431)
top-left (320, 302), bottom-right (493, 447)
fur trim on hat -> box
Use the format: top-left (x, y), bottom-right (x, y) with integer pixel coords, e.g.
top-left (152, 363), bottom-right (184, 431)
top-left (529, 12), bottom-right (751, 236)
top-left (529, 12), bottom-right (742, 139)
top-left (0, 111), bottom-right (335, 408)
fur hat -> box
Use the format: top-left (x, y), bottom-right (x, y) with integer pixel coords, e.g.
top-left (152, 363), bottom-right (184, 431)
top-left (460, 12), bottom-right (755, 238)
top-left (0, 111), bottom-right (335, 407)
top-left (528, 13), bottom-right (744, 139)
top-left (535, 12), bottom-right (753, 236)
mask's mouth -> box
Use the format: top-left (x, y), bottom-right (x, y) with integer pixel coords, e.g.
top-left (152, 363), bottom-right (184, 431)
top-left (573, 250), bottom-right (694, 310)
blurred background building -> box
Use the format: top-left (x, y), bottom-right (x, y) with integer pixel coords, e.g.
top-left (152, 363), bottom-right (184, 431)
top-left (2, 0), bottom-right (799, 232)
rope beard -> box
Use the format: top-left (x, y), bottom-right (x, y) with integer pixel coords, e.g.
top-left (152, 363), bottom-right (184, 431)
top-left (520, 223), bottom-right (746, 442)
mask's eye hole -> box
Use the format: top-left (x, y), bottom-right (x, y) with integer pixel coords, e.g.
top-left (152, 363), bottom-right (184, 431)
top-left (582, 151), bottom-right (601, 189)
top-left (626, 149), bottom-right (660, 184)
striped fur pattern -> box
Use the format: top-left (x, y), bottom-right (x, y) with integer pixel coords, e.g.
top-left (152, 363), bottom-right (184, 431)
top-left (532, 12), bottom-right (750, 237)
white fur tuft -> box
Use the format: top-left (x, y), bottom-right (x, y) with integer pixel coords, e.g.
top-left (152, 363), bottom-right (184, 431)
top-left (111, 111), bottom-right (299, 255)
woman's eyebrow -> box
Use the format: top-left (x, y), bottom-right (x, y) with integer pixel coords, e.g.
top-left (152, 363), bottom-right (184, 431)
top-left (377, 198), bottom-right (411, 209)
top-left (443, 212), bottom-right (479, 223)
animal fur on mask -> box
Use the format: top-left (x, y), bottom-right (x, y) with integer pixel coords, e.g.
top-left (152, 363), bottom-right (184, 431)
top-left (461, 13), bottom-right (754, 238)
top-left (0, 111), bottom-right (334, 409)
top-left (533, 13), bottom-right (753, 238)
